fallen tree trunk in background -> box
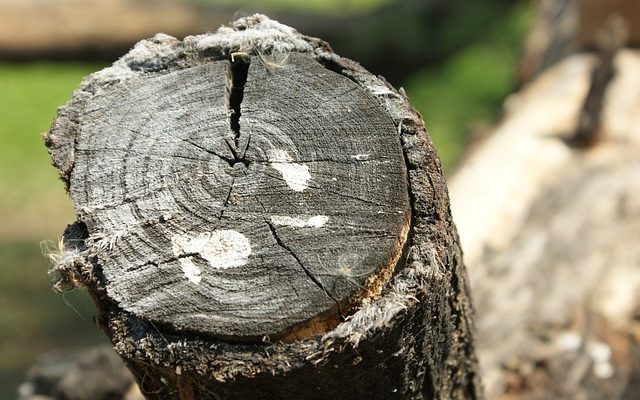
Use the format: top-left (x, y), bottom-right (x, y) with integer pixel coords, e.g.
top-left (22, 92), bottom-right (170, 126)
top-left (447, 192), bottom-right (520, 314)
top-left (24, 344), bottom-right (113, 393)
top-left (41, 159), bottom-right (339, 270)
top-left (0, 0), bottom-right (231, 60)
top-left (44, 15), bottom-right (481, 400)
top-left (450, 46), bottom-right (640, 399)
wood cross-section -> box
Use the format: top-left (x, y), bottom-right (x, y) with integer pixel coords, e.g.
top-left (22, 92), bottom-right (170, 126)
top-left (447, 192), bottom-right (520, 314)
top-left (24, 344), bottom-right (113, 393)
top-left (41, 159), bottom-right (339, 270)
top-left (54, 49), bottom-right (409, 341)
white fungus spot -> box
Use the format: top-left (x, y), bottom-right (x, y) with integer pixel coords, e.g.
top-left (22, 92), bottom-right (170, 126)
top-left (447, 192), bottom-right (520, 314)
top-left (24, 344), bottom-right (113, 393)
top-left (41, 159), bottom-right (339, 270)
top-left (266, 149), bottom-right (310, 192)
top-left (270, 215), bottom-right (329, 228)
top-left (171, 230), bottom-right (252, 284)
top-left (177, 257), bottom-right (202, 284)
top-left (351, 153), bottom-right (370, 161)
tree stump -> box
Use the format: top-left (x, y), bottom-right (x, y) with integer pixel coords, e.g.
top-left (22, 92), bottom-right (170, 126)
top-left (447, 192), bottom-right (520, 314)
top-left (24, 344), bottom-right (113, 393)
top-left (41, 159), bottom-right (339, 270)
top-left (45, 15), bottom-right (481, 400)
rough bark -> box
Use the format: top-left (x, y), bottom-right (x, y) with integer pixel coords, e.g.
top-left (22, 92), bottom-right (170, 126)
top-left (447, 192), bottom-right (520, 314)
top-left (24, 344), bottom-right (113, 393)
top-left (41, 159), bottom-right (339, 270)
top-left (45, 15), bottom-right (481, 400)
top-left (450, 49), bottom-right (640, 399)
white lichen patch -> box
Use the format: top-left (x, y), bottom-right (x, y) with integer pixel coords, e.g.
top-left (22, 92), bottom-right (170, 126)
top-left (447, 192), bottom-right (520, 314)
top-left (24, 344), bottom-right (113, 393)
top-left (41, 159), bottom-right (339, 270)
top-left (177, 257), bottom-right (202, 284)
top-left (351, 154), bottom-right (371, 161)
top-left (266, 149), bottom-right (311, 192)
top-left (270, 215), bottom-right (329, 228)
top-left (171, 230), bottom-right (252, 283)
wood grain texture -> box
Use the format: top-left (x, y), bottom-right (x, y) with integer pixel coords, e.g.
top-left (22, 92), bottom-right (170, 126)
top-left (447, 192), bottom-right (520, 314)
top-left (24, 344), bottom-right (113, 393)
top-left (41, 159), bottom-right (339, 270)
top-left (46, 14), bottom-right (481, 399)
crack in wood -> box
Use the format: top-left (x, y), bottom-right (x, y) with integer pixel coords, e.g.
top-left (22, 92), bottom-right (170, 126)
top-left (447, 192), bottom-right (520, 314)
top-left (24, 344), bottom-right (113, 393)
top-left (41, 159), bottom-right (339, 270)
top-left (181, 137), bottom-right (236, 166)
top-left (225, 55), bottom-right (251, 167)
top-left (250, 157), bottom-right (385, 165)
top-left (218, 177), bottom-right (235, 220)
top-left (224, 133), bottom-right (251, 164)
top-left (258, 170), bottom-right (386, 207)
top-left (314, 56), bottom-right (359, 85)
top-left (125, 252), bottom-right (207, 273)
top-left (265, 220), bottom-right (343, 314)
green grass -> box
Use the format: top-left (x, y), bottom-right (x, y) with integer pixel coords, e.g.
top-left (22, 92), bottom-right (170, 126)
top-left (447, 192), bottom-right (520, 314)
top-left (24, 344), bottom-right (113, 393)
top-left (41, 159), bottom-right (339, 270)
top-left (0, 63), bottom-right (103, 394)
top-left (0, 62), bottom-right (101, 239)
top-left (402, 3), bottom-right (532, 170)
top-left (0, 62), bottom-right (98, 179)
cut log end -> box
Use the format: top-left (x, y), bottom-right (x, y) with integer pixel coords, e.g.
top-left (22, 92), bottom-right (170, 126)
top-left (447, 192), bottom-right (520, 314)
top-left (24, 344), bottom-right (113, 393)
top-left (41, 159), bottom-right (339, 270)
top-left (47, 14), bottom-right (411, 343)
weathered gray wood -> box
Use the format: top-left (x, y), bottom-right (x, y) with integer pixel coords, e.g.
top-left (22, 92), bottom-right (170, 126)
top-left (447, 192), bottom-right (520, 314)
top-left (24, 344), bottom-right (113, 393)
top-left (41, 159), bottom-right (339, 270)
top-left (45, 14), bottom-right (481, 399)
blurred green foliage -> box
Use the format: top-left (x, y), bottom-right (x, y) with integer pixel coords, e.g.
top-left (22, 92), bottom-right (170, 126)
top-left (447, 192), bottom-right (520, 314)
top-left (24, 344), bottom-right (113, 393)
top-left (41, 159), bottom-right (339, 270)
top-left (0, 63), bottom-right (97, 183)
top-left (0, 63), bottom-right (100, 239)
top-left (404, 2), bottom-right (531, 168)
top-left (0, 63), bottom-right (106, 399)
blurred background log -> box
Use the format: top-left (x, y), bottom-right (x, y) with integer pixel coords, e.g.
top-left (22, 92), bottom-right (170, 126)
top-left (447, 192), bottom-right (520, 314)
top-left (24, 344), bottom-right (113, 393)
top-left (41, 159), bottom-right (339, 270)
top-left (451, 43), bottom-right (640, 400)
top-left (16, 346), bottom-right (143, 400)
